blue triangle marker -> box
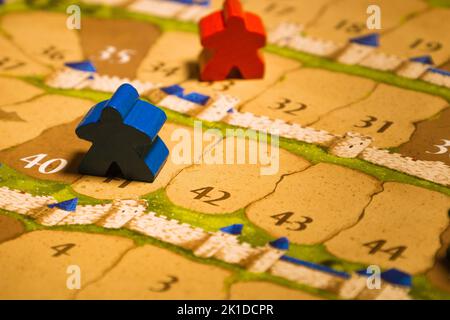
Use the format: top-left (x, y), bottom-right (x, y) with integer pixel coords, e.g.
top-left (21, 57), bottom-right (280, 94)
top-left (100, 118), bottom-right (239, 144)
top-left (350, 33), bottom-right (379, 47)
top-left (64, 60), bottom-right (96, 72)
top-left (170, 0), bottom-right (210, 6)
top-left (409, 55), bottom-right (434, 65)
top-left (48, 198), bottom-right (78, 212)
top-left (161, 85), bottom-right (184, 96)
top-left (381, 268), bottom-right (412, 287)
top-left (183, 92), bottom-right (210, 105)
top-left (269, 237), bottom-right (289, 250)
top-left (356, 268), bottom-right (372, 277)
top-left (220, 224), bottom-right (243, 235)
top-left (428, 67), bottom-right (450, 76)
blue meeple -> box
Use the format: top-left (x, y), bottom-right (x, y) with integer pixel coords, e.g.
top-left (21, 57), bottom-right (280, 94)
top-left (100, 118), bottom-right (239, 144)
top-left (76, 83), bottom-right (169, 182)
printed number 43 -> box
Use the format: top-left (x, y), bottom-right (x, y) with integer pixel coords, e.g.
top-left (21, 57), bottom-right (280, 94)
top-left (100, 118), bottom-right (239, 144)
top-left (20, 154), bottom-right (67, 174)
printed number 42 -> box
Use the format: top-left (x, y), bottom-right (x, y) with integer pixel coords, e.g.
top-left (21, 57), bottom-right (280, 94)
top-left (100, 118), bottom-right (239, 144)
top-left (20, 154), bottom-right (67, 174)
top-left (190, 186), bottom-right (231, 206)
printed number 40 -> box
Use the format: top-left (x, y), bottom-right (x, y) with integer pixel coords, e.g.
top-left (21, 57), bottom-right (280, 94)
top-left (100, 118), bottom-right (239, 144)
top-left (20, 154), bottom-right (67, 174)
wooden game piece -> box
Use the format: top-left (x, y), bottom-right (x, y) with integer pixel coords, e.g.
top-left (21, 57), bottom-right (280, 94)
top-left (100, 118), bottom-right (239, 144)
top-left (198, 0), bottom-right (266, 81)
top-left (76, 83), bottom-right (169, 182)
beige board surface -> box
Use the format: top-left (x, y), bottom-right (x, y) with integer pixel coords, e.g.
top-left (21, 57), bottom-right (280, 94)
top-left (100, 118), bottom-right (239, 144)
top-left (166, 136), bottom-right (311, 214)
top-left (314, 84), bottom-right (448, 148)
top-left (246, 163), bottom-right (381, 244)
top-left (0, 95), bottom-right (93, 151)
top-left (0, 230), bottom-right (135, 299)
top-left (0, 215), bottom-right (25, 244)
top-left (304, 0), bottom-right (427, 44)
top-left (426, 224), bottom-right (450, 294)
top-left (399, 107), bottom-right (450, 165)
top-left (77, 244), bottom-right (231, 299)
top-left (229, 281), bottom-right (323, 300)
top-left (137, 31), bottom-right (202, 84)
top-left (240, 68), bottom-right (375, 125)
top-left (0, 35), bottom-right (50, 76)
top-left (326, 182), bottom-right (450, 274)
top-left (242, 0), bottom-right (332, 29)
top-left (79, 17), bottom-right (161, 78)
top-left (182, 53), bottom-right (301, 104)
top-left (0, 77), bottom-right (44, 107)
top-left (0, 118), bottom-right (89, 184)
top-left (72, 122), bottom-right (219, 199)
top-left (380, 8), bottom-right (450, 65)
top-left (1, 11), bottom-right (84, 68)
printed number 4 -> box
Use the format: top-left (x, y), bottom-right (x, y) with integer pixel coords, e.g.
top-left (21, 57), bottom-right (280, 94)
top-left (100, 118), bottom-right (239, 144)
top-left (20, 154), bottom-right (67, 174)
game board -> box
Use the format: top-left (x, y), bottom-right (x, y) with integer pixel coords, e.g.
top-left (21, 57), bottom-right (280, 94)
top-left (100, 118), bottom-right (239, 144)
top-left (0, 0), bottom-right (449, 300)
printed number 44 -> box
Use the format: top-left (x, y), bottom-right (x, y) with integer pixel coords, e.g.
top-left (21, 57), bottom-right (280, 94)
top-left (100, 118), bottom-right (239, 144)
top-left (20, 154), bottom-right (67, 174)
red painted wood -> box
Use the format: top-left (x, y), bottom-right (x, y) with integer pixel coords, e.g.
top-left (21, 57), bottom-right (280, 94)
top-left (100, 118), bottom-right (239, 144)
top-left (199, 0), bottom-right (266, 81)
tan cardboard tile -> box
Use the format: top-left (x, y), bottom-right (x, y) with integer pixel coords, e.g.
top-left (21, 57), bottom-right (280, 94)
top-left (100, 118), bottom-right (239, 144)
top-left (166, 136), bottom-right (311, 214)
top-left (380, 8), bottom-right (450, 65)
top-left (79, 17), bottom-right (161, 78)
top-left (0, 35), bottom-right (50, 76)
top-left (0, 215), bottom-right (25, 244)
top-left (136, 31), bottom-right (202, 84)
top-left (0, 77), bottom-right (44, 107)
top-left (246, 163), bottom-right (381, 244)
top-left (0, 95), bottom-right (93, 151)
top-left (399, 107), bottom-right (450, 165)
top-left (314, 84), bottom-right (448, 148)
top-left (182, 53), bottom-right (301, 104)
top-left (304, 0), bottom-right (427, 44)
top-left (1, 11), bottom-right (84, 68)
top-left (326, 182), bottom-right (450, 274)
top-left (0, 230), bottom-right (134, 299)
top-left (77, 244), bottom-right (231, 299)
top-left (240, 68), bottom-right (375, 125)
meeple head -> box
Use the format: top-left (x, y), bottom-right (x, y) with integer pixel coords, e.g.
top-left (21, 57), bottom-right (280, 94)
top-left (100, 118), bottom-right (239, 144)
top-left (223, 0), bottom-right (246, 30)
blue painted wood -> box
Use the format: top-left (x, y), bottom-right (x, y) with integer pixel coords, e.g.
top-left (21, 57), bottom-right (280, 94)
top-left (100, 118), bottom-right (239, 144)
top-left (76, 84), bottom-right (169, 182)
